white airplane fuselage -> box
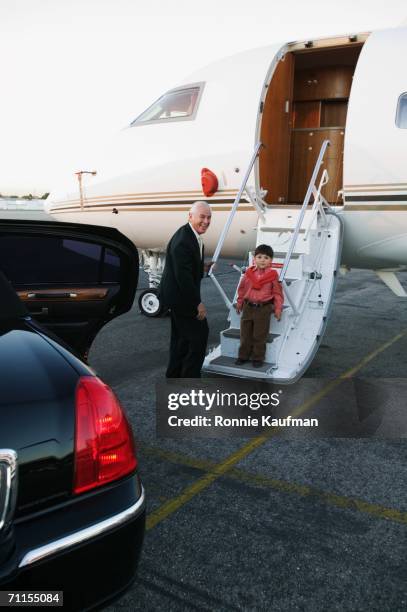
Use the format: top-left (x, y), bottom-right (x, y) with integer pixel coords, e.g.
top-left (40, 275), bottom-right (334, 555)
top-left (46, 27), bottom-right (407, 273)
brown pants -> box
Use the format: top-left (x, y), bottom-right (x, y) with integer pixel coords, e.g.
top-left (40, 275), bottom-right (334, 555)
top-left (238, 302), bottom-right (273, 361)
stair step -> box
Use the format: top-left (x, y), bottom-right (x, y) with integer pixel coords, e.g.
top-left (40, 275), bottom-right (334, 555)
top-left (208, 356), bottom-right (275, 372)
top-left (260, 227), bottom-right (306, 233)
top-left (222, 328), bottom-right (280, 342)
top-left (273, 252), bottom-right (300, 259)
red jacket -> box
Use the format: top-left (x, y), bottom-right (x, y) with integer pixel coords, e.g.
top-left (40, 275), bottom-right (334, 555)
top-left (237, 265), bottom-right (284, 315)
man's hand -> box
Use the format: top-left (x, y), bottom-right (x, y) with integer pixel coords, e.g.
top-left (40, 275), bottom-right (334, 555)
top-left (197, 302), bottom-right (207, 320)
top-left (234, 303), bottom-right (242, 314)
top-left (275, 312), bottom-right (281, 321)
top-left (203, 261), bottom-right (215, 275)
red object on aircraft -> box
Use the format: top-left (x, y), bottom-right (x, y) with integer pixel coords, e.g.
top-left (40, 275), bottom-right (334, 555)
top-left (201, 167), bottom-right (218, 197)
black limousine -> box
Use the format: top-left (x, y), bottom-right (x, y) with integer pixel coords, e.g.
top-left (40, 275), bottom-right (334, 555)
top-left (0, 220), bottom-right (145, 610)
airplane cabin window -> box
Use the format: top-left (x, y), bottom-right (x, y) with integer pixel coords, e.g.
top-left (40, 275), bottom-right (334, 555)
top-left (396, 93), bottom-right (407, 128)
top-left (131, 84), bottom-right (204, 126)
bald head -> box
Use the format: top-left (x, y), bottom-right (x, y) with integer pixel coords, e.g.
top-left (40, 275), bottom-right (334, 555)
top-left (189, 201), bottom-right (212, 234)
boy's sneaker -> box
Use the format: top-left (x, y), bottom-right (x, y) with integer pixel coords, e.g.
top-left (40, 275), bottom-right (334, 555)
top-left (253, 360), bottom-right (264, 368)
top-left (235, 358), bottom-right (248, 365)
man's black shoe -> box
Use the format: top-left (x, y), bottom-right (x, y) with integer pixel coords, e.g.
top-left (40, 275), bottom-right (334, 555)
top-left (235, 358), bottom-right (248, 365)
top-left (253, 360), bottom-right (264, 368)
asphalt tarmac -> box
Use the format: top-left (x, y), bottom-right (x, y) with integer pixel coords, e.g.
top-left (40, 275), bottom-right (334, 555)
top-left (91, 261), bottom-right (407, 612)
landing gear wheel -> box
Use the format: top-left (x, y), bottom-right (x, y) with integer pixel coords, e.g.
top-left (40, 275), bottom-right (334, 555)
top-left (138, 289), bottom-right (163, 317)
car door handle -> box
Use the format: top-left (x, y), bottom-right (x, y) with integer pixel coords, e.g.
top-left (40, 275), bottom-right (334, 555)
top-left (27, 292), bottom-right (78, 299)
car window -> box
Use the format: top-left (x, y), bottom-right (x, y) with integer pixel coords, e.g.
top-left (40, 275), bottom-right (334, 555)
top-left (103, 248), bottom-right (121, 282)
top-left (0, 270), bottom-right (27, 319)
top-left (0, 235), bottom-right (121, 285)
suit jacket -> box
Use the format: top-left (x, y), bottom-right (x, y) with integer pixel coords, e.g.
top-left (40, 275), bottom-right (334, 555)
top-left (159, 224), bottom-right (204, 317)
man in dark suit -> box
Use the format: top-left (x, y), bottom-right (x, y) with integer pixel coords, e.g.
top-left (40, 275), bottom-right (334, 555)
top-left (159, 201), bottom-right (212, 378)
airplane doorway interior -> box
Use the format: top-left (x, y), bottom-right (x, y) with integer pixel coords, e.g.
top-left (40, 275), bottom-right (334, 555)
top-left (259, 42), bottom-right (364, 205)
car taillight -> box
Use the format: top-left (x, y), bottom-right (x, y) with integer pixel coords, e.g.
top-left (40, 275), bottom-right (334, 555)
top-left (74, 376), bottom-right (137, 495)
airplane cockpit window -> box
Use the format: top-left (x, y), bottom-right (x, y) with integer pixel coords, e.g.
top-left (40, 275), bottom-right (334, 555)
top-left (396, 93), bottom-right (407, 128)
top-left (130, 83), bottom-right (204, 126)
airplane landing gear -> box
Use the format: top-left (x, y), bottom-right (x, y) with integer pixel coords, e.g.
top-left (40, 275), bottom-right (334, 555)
top-left (139, 249), bottom-right (167, 317)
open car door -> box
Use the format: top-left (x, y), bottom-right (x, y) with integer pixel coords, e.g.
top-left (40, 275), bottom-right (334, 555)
top-left (0, 219), bottom-right (139, 358)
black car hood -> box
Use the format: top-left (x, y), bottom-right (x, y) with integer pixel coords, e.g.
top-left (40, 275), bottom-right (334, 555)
top-left (0, 321), bottom-right (76, 406)
top-left (0, 320), bottom-right (79, 515)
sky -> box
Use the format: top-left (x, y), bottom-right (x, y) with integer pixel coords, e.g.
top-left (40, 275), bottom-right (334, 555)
top-left (1, 0), bottom-right (406, 196)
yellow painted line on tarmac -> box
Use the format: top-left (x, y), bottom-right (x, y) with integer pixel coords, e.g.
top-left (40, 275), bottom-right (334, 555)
top-left (142, 444), bottom-right (407, 526)
top-left (146, 328), bottom-right (407, 530)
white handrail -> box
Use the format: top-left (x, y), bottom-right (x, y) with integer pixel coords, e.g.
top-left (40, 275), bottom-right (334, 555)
top-left (209, 142), bottom-right (262, 269)
top-left (303, 169), bottom-right (329, 240)
top-left (279, 139), bottom-right (330, 283)
top-left (208, 142), bottom-right (263, 308)
top-left (282, 281), bottom-right (299, 316)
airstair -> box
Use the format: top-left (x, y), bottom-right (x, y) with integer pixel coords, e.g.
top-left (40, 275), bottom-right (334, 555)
top-left (203, 140), bottom-right (343, 383)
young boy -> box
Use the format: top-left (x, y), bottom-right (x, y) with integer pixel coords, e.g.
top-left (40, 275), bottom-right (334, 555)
top-left (235, 244), bottom-right (283, 368)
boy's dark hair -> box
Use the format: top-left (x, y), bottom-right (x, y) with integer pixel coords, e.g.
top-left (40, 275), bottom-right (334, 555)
top-left (254, 244), bottom-right (274, 258)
